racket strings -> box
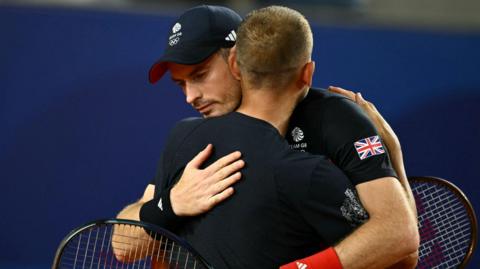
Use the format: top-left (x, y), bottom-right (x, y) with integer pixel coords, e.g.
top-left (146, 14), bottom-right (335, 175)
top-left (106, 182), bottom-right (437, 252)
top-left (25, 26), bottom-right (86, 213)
top-left (57, 223), bottom-right (204, 269)
top-left (413, 181), bottom-right (473, 269)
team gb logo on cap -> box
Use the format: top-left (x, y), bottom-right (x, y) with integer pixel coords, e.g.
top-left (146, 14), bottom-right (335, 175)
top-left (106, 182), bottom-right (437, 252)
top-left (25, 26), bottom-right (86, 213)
top-left (169, 23), bottom-right (182, 46)
top-left (172, 23), bottom-right (182, 33)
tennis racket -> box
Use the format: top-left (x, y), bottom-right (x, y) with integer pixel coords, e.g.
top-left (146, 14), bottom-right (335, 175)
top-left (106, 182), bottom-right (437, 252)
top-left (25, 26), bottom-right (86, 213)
top-left (52, 219), bottom-right (213, 269)
top-left (409, 176), bottom-right (477, 269)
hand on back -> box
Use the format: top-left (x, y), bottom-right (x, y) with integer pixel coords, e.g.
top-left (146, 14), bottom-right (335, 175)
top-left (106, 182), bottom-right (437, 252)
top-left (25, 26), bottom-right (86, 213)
top-left (170, 144), bottom-right (245, 216)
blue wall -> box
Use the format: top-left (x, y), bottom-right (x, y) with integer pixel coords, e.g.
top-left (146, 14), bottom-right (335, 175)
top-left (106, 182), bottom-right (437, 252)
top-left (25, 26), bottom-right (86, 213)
top-left (1, 5), bottom-right (479, 268)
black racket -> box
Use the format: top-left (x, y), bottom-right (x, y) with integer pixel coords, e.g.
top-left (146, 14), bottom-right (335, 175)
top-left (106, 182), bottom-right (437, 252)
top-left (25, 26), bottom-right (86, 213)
top-left (409, 176), bottom-right (477, 268)
top-left (52, 219), bottom-right (213, 269)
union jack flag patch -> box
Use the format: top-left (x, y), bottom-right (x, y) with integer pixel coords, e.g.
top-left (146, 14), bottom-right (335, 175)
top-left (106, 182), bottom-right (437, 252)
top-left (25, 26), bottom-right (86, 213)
top-left (354, 135), bottom-right (385, 160)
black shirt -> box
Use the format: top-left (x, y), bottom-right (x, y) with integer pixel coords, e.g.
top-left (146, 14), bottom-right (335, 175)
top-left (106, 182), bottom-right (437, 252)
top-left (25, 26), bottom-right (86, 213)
top-left (286, 88), bottom-right (397, 184)
top-left (141, 112), bottom-right (367, 268)
top-left (148, 88), bottom-right (396, 187)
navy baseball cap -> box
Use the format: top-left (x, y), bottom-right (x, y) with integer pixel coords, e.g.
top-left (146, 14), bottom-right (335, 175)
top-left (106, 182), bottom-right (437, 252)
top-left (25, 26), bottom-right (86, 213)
top-left (149, 5), bottom-right (242, 84)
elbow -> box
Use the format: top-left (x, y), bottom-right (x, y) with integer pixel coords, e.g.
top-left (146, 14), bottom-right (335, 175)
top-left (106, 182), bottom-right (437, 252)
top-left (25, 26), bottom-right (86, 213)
top-left (396, 216), bottom-right (420, 257)
top-left (404, 217), bottom-right (420, 254)
top-left (387, 250), bottom-right (419, 269)
top-left (376, 209), bottom-right (419, 258)
top-left (406, 250), bottom-right (419, 269)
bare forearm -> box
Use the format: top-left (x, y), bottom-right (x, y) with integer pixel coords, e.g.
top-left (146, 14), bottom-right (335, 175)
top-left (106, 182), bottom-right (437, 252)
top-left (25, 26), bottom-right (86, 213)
top-left (383, 138), bottom-right (417, 218)
top-left (113, 202), bottom-right (154, 262)
top-left (376, 120), bottom-right (417, 219)
top-left (335, 216), bottom-right (418, 269)
top-left (113, 185), bottom-right (155, 262)
top-left (335, 179), bottom-right (419, 269)
top-left (117, 201), bottom-right (143, 221)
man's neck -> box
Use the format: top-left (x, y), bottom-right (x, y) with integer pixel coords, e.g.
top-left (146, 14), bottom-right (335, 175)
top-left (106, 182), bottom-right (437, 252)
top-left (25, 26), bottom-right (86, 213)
top-left (236, 87), bottom-right (306, 136)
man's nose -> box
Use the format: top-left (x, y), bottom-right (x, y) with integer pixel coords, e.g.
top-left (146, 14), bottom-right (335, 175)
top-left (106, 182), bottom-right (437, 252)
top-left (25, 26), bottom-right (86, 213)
top-left (185, 84), bottom-right (202, 105)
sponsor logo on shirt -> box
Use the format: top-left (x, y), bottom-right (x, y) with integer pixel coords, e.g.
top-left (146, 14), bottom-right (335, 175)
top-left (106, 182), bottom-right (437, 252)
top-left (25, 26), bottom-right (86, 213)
top-left (341, 189), bottom-right (369, 227)
top-left (354, 135), bottom-right (385, 160)
top-left (290, 127), bottom-right (308, 151)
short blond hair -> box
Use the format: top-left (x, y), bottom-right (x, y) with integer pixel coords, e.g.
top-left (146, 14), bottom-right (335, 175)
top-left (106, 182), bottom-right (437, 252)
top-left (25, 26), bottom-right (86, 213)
top-left (236, 6), bottom-right (313, 88)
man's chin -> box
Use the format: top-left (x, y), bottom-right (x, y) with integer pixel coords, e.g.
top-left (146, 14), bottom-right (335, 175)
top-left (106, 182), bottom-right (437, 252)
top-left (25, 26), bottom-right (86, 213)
top-left (200, 110), bottom-right (213, 118)
top-left (202, 109), bottom-right (228, 118)
top-left (202, 112), bottom-right (216, 118)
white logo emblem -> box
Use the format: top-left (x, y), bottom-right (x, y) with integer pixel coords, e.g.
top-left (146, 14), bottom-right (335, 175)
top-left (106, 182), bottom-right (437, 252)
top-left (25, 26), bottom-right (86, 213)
top-left (172, 23), bottom-right (182, 33)
top-left (225, 30), bottom-right (237, 41)
top-left (341, 189), bottom-right (369, 227)
top-left (291, 127), bottom-right (304, 142)
top-left (169, 37), bottom-right (180, 46)
top-left (169, 23), bottom-right (183, 46)
top-left (296, 262), bottom-right (307, 269)
top-left (158, 198), bottom-right (163, 211)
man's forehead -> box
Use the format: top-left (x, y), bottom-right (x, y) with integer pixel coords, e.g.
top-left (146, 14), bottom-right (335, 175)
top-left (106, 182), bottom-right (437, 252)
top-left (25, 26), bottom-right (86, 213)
top-left (168, 54), bottom-right (216, 80)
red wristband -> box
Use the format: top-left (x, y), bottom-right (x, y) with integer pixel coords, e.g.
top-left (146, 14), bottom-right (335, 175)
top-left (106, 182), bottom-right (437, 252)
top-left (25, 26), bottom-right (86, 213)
top-left (280, 247), bottom-right (342, 269)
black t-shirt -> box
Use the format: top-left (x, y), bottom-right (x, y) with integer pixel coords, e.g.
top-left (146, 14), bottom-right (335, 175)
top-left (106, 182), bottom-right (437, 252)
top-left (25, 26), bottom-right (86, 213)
top-left (286, 88), bottom-right (397, 184)
top-left (148, 88), bottom-right (396, 186)
top-left (143, 112), bottom-right (367, 269)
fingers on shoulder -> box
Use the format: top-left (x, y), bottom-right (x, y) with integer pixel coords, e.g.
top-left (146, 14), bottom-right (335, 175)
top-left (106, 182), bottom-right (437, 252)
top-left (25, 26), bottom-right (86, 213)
top-left (206, 150), bottom-right (242, 173)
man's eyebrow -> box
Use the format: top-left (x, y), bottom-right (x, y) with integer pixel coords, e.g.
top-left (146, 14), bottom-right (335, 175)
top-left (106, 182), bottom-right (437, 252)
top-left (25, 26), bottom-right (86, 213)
top-left (171, 63), bottom-right (210, 82)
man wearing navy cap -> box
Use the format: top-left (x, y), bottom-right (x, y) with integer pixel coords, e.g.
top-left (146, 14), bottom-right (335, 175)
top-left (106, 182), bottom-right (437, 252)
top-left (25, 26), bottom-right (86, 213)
top-left (117, 5), bottom-right (418, 269)
top-left (149, 5), bottom-right (243, 118)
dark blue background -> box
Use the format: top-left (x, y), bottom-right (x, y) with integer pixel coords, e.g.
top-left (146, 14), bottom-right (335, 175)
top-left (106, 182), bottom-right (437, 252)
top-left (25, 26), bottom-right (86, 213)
top-left (1, 5), bottom-right (479, 268)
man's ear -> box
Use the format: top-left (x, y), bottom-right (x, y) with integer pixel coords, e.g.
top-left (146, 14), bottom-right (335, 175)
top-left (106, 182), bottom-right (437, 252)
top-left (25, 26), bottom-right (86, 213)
top-left (228, 46), bottom-right (241, 81)
top-left (300, 61), bottom-right (315, 88)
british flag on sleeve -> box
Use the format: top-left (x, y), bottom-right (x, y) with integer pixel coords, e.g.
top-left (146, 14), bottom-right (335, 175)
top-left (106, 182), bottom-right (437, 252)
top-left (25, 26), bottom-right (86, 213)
top-left (354, 135), bottom-right (385, 160)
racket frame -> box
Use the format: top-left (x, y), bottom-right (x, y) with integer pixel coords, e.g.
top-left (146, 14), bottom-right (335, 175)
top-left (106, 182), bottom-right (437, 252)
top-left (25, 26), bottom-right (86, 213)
top-left (409, 176), bottom-right (478, 268)
top-left (51, 218), bottom-right (214, 269)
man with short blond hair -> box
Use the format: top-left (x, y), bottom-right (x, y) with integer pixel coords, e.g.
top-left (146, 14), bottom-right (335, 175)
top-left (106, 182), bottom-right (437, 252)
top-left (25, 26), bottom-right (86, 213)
top-left (140, 6), bottom-right (417, 268)
top-left (235, 6), bottom-right (313, 89)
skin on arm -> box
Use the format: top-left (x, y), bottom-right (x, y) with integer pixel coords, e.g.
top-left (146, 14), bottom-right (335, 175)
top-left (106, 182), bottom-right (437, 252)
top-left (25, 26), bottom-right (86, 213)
top-left (113, 144), bottom-right (244, 262)
top-left (113, 184), bottom-right (155, 262)
top-left (334, 178), bottom-right (420, 269)
top-left (117, 184), bottom-right (156, 221)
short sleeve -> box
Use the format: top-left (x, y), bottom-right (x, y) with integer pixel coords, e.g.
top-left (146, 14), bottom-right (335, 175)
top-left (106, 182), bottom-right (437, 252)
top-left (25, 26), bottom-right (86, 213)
top-left (299, 159), bottom-right (367, 245)
top-left (319, 98), bottom-right (397, 185)
top-left (275, 155), bottom-right (367, 246)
